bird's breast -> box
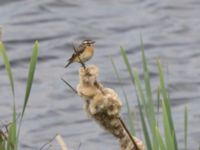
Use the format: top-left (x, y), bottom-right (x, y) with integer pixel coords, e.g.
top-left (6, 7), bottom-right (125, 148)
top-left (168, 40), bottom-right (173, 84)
top-left (81, 47), bottom-right (94, 61)
top-left (73, 46), bottom-right (94, 62)
top-left (86, 46), bottom-right (94, 54)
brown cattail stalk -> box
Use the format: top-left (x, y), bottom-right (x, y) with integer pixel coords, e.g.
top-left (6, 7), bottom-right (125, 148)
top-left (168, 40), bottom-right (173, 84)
top-left (76, 65), bottom-right (145, 150)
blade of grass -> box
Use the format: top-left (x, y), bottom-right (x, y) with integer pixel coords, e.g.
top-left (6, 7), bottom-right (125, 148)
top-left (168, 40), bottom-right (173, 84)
top-left (21, 41), bottom-right (39, 118)
top-left (122, 41), bottom-right (158, 149)
top-left (7, 106), bottom-right (17, 150)
top-left (162, 99), bottom-right (176, 150)
top-left (155, 127), bottom-right (166, 150)
top-left (120, 47), bottom-right (152, 150)
top-left (140, 38), bottom-right (158, 149)
top-left (157, 59), bottom-right (178, 150)
top-left (120, 47), bottom-right (146, 105)
top-left (140, 38), bottom-right (153, 104)
top-left (120, 47), bottom-right (135, 83)
top-left (17, 41), bottom-right (39, 138)
top-left (111, 58), bottom-right (135, 135)
top-left (157, 59), bottom-right (173, 126)
top-left (0, 27), bottom-right (2, 40)
top-left (157, 87), bottom-right (160, 114)
top-left (184, 106), bottom-right (188, 150)
top-left (0, 142), bottom-right (5, 150)
top-left (7, 123), bottom-right (16, 150)
top-left (0, 42), bottom-right (15, 96)
top-left (156, 86), bottom-right (161, 128)
top-left (133, 69), bottom-right (153, 150)
top-left (0, 41), bottom-right (17, 150)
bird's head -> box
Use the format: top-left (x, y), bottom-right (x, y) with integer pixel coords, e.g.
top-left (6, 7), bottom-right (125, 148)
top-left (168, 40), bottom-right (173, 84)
top-left (82, 40), bottom-right (95, 47)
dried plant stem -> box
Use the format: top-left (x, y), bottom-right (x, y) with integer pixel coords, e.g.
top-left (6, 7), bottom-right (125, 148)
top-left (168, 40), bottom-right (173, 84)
top-left (61, 78), bottom-right (77, 94)
top-left (40, 134), bottom-right (57, 150)
top-left (119, 117), bottom-right (139, 150)
top-left (56, 134), bottom-right (69, 150)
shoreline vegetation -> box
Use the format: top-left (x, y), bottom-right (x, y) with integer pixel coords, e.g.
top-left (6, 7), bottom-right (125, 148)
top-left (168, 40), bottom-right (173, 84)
top-left (119, 44), bottom-right (186, 150)
top-left (0, 30), bottom-right (196, 150)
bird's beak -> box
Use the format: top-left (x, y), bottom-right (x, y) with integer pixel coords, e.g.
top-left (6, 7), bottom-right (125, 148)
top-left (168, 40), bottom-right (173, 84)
top-left (91, 41), bottom-right (95, 44)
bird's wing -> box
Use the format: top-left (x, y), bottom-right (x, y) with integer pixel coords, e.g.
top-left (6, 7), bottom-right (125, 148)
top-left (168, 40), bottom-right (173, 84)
top-left (76, 44), bottom-right (86, 52)
top-left (68, 45), bottom-right (85, 61)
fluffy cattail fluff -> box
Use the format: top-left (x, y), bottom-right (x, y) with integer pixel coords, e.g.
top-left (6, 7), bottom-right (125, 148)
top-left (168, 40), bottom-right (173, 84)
top-left (77, 65), bottom-right (145, 150)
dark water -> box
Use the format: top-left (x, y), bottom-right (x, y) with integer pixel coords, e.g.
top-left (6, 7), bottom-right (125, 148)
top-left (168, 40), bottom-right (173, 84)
top-left (0, 0), bottom-right (200, 149)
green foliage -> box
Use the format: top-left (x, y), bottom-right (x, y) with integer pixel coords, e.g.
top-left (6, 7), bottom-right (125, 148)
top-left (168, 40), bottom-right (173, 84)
top-left (0, 41), bottom-right (39, 150)
top-left (111, 58), bottom-right (135, 135)
top-left (21, 41), bottom-right (39, 118)
top-left (120, 47), bottom-right (153, 150)
top-left (184, 106), bottom-right (188, 150)
top-left (120, 41), bottom-right (188, 150)
top-left (0, 42), bottom-right (15, 96)
top-left (0, 41), bottom-right (17, 150)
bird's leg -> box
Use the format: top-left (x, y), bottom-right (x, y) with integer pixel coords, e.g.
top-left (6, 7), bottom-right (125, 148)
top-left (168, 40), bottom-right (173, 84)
top-left (72, 43), bottom-right (86, 69)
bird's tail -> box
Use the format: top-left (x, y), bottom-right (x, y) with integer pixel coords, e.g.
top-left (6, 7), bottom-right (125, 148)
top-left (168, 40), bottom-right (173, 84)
top-left (64, 61), bottom-right (72, 68)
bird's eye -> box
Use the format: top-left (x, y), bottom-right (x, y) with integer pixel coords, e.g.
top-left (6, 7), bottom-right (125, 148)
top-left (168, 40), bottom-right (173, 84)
top-left (82, 40), bottom-right (94, 45)
top-left (83, 41), bottom-right (89, 44)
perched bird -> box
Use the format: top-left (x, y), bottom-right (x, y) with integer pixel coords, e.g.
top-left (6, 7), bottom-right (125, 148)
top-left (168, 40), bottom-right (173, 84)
top-left (65, 40), bottom-right (95, 68)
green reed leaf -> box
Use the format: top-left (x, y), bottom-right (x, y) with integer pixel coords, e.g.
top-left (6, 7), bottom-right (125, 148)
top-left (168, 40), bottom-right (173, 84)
top-left (0, 42), bottom-right (15, 96)
top-left (184, 106), bottom-right (188, 150)
top-left (111, 58), bottom-right (135, 135)
top-left (157, 59), bottom-right (178, 150)
top-left (21, 41), bottom-right (39, 118)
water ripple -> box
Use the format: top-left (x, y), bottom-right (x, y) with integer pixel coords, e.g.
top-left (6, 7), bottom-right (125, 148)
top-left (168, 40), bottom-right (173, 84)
top-left (0, 0), bottom-right (200, 149)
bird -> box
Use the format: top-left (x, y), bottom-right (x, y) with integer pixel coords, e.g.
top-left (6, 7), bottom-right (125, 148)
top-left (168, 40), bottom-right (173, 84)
top-left (65, 40), bottom-right (95, 68)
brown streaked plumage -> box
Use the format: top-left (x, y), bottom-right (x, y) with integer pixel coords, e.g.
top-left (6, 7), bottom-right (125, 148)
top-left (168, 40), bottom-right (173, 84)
top-left (65, 40), bottom-right (95, 68)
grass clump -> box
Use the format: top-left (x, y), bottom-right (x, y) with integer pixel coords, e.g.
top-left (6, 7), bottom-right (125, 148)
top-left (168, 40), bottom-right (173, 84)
top-left (0, 41), bottom-right (39, 150)
top-left (112, 39), bottom-right (188, 150)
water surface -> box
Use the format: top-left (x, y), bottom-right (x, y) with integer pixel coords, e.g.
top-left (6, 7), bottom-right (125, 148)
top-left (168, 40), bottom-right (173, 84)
top-left (0, 0), bottom-right (200, 149)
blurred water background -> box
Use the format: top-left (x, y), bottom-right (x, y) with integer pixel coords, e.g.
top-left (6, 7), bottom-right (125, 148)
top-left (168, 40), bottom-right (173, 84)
top-left (0, 0), bottom-right (200, 149)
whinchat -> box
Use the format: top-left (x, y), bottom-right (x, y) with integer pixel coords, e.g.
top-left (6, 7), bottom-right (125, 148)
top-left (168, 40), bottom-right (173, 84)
top-left (65, 40), bottom-right (95, 68)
